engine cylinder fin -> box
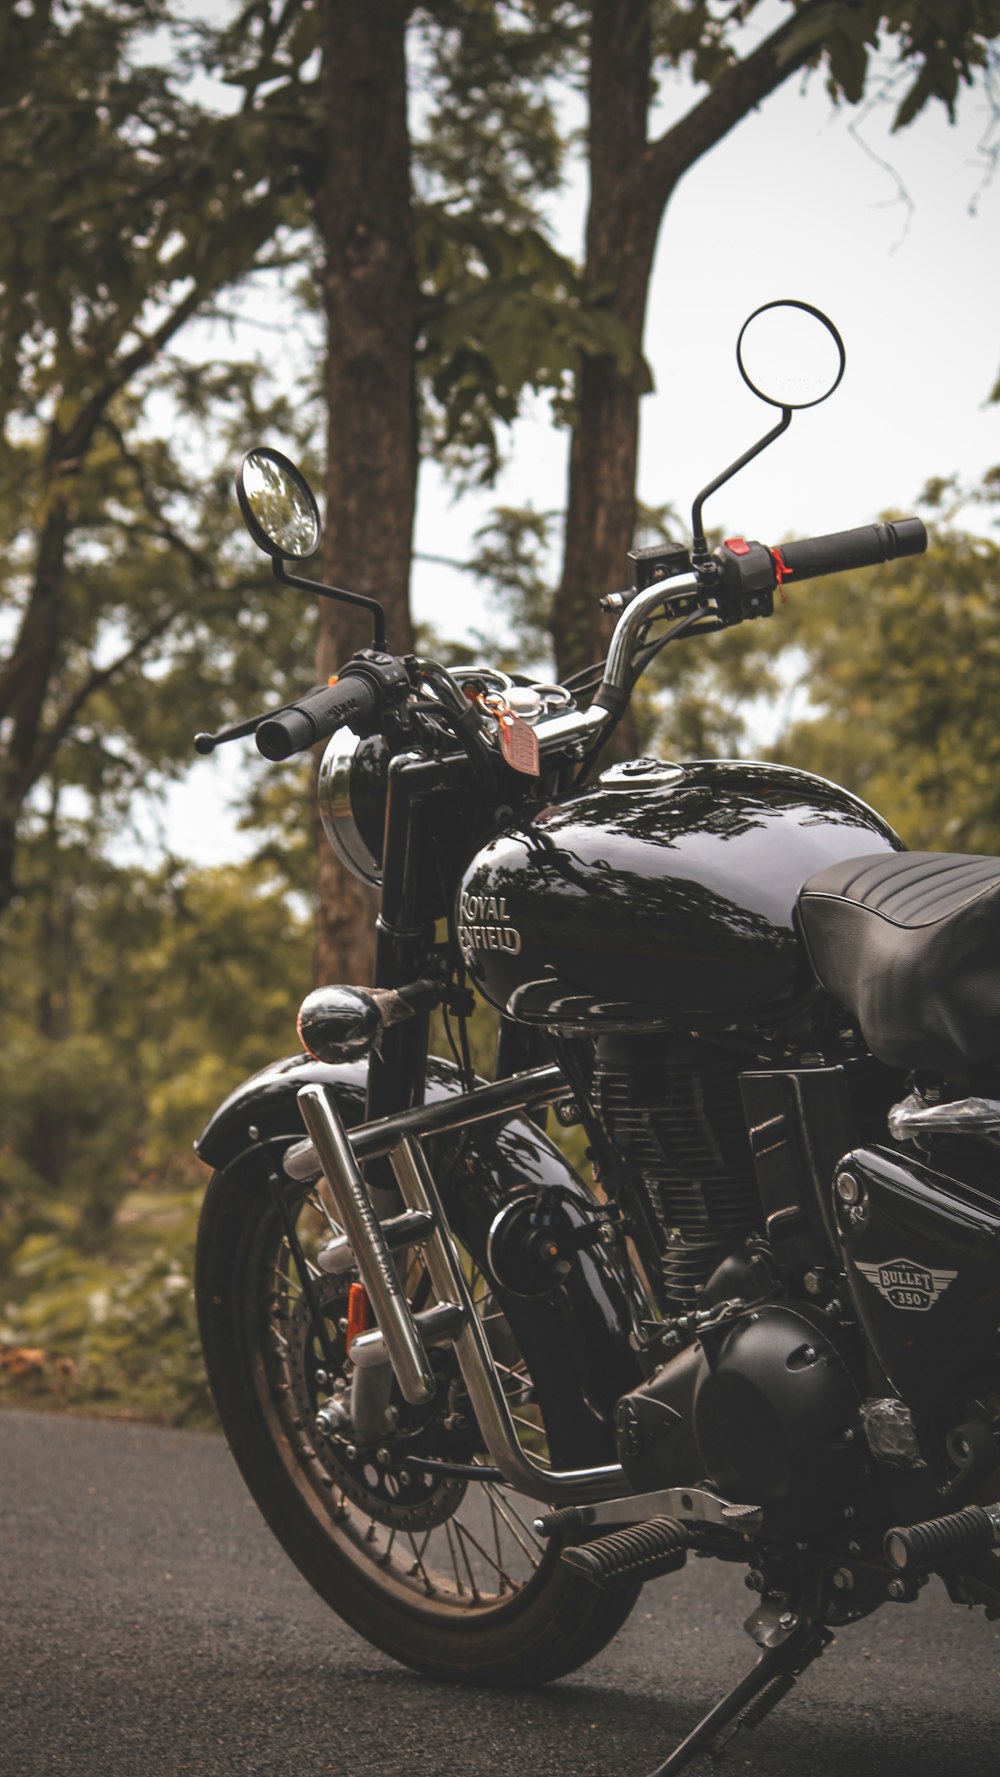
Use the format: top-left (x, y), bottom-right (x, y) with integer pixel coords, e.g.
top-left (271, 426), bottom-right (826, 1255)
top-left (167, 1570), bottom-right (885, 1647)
top-left (593, 1039), bottom-right (762, 1308)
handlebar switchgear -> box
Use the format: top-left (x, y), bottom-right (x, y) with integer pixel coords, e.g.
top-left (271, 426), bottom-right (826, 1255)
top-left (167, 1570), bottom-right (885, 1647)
top-left (255, 650), bottom-right (410, 762)
top-left (711, 517), bottom-right (928, 617)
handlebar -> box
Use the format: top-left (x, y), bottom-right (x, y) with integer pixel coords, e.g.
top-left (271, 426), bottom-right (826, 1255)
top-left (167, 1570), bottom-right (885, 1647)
top-left (215, 513), bottom-right (929, 771)
top-left (255, 673), bottom-right (381, 761)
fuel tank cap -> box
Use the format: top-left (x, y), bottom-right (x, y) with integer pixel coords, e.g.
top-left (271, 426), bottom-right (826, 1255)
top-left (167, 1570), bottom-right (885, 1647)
top-left (598, 758), bottom-right (685, 787)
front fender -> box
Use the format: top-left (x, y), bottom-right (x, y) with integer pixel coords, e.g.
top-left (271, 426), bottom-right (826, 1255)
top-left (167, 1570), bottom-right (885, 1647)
top-left (195, 1051), bottom-right (643, 1463)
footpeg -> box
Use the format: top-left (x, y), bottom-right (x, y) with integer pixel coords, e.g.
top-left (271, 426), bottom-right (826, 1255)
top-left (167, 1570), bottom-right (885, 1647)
top-left (534, 1505), bottom-right (594, 1539)
top-left (885, 1502), bottom-right (1000, 1574)
top-left (560, 1515), bottom-right (689, 1588)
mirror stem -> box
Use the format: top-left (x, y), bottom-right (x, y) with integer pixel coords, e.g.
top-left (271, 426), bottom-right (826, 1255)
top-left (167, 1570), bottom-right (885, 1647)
top-left (272, 557), bottom-right (387, 650)
top-left (690, 408), bottom-right (792, 559)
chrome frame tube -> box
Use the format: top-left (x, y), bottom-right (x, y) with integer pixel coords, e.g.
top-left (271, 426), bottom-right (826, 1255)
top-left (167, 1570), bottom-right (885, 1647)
top-left (295, 1083), bottom-right (436, 1405)
top-left (286, 1065), bottom-right (567, 1181)
top-left (390, 1136), bottom-right (624, 1505)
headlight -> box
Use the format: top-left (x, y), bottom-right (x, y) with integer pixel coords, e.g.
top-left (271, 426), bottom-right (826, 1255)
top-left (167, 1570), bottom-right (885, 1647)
top-left (317, 728), bottom-right (389, 886)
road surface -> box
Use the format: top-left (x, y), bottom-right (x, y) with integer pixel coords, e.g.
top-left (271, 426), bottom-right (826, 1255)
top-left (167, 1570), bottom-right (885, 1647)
top-left (2, 1408), bottom-right (998, 1776)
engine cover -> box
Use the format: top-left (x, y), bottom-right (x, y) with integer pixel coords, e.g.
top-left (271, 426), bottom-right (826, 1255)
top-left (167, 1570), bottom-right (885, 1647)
top-left (616, 1304), bottom-right (866, 1520)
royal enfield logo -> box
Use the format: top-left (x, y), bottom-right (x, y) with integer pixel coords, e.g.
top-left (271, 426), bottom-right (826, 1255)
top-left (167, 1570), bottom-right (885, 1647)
top-left (458, 891), bottom-right (522, 957)
top-left (855, 1256), bottom-right (958, 1313)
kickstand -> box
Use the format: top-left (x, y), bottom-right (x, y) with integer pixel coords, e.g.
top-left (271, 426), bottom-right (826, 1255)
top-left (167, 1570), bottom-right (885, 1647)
top-left (644, 1616), bottom-right (833, 1777)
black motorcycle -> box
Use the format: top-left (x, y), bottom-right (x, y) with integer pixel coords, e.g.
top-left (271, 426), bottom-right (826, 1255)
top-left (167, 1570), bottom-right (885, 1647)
top-left (192, 302), bottom-right (999, 1776)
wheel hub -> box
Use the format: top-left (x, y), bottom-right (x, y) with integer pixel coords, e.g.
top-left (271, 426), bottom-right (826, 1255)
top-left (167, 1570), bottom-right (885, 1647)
top-left (284, 1275), bottom-right (468, 1530)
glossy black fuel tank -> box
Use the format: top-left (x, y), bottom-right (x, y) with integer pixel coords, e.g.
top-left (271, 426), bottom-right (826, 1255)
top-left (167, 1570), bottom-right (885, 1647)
top-left (457, 759), bottom-right (901, 1032)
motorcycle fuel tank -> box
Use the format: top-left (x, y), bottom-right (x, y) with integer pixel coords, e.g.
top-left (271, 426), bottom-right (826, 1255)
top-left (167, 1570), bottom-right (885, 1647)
top-left (457, 759), bottom-right (901, 1032)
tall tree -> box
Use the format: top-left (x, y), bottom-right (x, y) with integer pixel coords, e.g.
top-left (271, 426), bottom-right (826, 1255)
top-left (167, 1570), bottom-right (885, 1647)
top-left (306, 2), bottom-right (418, 982)
top-left (551, 0), bottom-right (1000, 678)
top-left (216, 0), bottom-right (623, 982)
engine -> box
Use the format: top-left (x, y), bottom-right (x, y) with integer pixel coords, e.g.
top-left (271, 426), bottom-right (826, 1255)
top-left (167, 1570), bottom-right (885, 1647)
top-left (590, 1033), bottom-right (872, 1527)
top-left (614, 1298), bottom-right (869, 1528)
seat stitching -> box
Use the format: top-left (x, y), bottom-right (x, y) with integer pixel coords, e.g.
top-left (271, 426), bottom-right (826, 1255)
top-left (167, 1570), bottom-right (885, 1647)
top-left (866, 856), bottom-right (974, 910)
top-left (806, 856), bottom-right (955, 910)
top-left (836, 855), bottom-right (909, 898)
top-left (802, 872), bottom-right (1000, 933)
top-left (889, 863), bottom-right (1000, 923)
top-left (893, 873), bottom-right (1000, 928)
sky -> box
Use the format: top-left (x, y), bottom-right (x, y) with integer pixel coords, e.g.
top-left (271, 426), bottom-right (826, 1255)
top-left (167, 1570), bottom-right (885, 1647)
top-left (157, 30), bottom-right (1000, 867)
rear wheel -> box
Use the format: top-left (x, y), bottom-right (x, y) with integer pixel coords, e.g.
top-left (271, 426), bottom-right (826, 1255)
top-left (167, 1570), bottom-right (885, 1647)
top-left (195, 1147), bottom-right (639, 1686)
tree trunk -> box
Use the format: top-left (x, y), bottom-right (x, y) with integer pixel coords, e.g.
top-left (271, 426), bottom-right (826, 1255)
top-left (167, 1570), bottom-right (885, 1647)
top-left (0, 466), bottom-right (72, 913)
top-left (551, 0), bottom-right (656, 685)
top-left (312, 0), bottom-right (418, 986)
top-left (551, 0), bottom-right (833, 686)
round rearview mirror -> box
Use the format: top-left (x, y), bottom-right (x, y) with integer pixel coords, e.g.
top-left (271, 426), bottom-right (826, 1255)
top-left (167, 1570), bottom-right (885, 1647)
top-left (236, 447), bottom-right (322, 560)
top-left (736, 300), bottom-right (845, 411)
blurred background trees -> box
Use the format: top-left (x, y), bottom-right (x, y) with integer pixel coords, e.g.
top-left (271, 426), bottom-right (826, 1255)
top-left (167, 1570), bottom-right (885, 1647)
top-left (1, 0), bottom-right (998, 1418)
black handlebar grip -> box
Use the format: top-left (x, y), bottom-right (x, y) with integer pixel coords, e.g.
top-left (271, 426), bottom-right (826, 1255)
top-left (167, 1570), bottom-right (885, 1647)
top-left (255, 673), bottom-right (380, 761)
top-left (777, 518), bottom-right (927, 584)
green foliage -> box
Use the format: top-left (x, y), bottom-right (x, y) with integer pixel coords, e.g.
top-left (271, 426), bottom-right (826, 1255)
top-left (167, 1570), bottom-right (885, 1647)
top-left (1, 1200), bottom-right (211, 1426)
top-left (0, 0), bottom-right (325, 924)
top-left (414, 1), bottom-right (584, 225)
top-left (463, 503), bottom-right (562, 662)
top-left (650, 1), bottom-right (1000, 130)
top-left (765, 500), bottom-right (1000, 852)
top-left (417, 206), bottom-right (650, 481)
top-left (0, 843), bottom-right (311, 1420)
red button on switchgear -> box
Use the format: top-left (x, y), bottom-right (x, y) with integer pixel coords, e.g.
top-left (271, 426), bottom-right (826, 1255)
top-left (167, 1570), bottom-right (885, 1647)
top-left (724, 537), bottom-right (750, 555)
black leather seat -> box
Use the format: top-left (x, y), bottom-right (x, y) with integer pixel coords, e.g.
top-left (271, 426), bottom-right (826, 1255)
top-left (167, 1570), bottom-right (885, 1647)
top-left (798, 852), bottom-right (1000, 1072)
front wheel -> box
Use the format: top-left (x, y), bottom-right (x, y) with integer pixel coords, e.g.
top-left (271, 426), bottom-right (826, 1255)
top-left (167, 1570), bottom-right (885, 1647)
top-left (195, 1146), bottom-right (639, 1686)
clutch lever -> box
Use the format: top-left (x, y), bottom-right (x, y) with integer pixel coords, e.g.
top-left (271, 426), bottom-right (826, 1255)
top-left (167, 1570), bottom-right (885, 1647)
top-left (193, 702), bottom-right (302, 754)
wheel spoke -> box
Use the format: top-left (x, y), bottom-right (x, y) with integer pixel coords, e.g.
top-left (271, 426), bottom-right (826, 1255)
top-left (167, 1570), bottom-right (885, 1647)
top-left (483, 1484), bottom-right (545, 1563)
top-left (450, 1515), bottom-right (482, 1601)
top-left (264, 1184), bottom-right (556, 1616)
top-left (405, 1530), bottom-right (436, 1595)
top-left (511, 1411), bottom-right (544, 1437)
top-left (443, 1518), bottom-right (465, 1594)
top-left (494, 1356), bottom-right (529, 1383)
top-left (451, 1512), bottom-right (515, 1592)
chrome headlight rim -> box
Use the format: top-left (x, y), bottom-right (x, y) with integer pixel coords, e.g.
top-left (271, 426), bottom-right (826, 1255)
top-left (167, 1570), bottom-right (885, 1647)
top-left (317, 727), bottom-right (383, 887)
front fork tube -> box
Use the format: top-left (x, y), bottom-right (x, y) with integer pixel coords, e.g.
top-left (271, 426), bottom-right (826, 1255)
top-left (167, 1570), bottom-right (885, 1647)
top-left (296, 1082), bottom-right (625, 1505)
top-left (365, 752), bottom-right (448, 1203)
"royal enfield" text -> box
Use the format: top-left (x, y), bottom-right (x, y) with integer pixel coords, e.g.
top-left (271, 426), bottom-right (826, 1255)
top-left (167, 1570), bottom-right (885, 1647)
top-left (458, 891), bottom-right (522, 956)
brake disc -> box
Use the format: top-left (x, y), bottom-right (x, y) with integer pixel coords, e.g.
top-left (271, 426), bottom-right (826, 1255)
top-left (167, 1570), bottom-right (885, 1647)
top-left (283, 1275), bottom-right (467, 1530)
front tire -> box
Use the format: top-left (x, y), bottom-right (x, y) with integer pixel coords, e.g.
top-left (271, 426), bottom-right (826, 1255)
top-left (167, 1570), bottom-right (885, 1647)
top-left (195, 1146), bottom-right (639, 1686)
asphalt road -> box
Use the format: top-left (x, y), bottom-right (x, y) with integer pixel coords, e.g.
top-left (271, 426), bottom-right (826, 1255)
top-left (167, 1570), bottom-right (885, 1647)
top-left (3, 1407), bottom-right (999, 1777)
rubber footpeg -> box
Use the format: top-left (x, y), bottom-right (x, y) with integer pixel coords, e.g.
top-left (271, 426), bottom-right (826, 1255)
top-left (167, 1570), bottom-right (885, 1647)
top-left (885, 1504), bottom-right (1000, 1574)
top-left (560, 1515), bottom-right (689, 1587)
